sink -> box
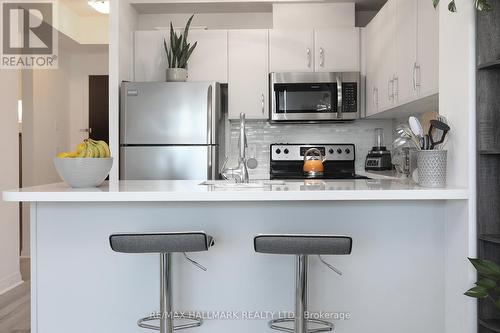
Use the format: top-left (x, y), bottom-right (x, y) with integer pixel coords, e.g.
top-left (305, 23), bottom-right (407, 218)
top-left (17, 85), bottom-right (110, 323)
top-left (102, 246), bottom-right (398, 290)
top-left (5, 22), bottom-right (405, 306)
top-left (199, 180), bottom-right (286, 188)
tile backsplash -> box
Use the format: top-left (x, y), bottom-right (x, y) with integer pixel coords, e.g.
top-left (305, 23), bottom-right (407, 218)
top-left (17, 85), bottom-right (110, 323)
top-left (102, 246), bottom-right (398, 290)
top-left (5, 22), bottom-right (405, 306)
top-left (225, 119), bottom-right (395, 179)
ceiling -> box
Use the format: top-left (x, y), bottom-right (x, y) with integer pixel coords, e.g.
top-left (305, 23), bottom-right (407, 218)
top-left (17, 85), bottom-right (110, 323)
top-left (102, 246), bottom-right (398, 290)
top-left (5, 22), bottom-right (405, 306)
top-left (60, 0), bottom-right (108, 17)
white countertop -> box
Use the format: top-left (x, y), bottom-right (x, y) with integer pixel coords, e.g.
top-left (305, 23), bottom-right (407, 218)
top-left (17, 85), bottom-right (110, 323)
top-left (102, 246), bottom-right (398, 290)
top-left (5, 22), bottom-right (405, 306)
top-left (2, 179), bottom-right (469, 202)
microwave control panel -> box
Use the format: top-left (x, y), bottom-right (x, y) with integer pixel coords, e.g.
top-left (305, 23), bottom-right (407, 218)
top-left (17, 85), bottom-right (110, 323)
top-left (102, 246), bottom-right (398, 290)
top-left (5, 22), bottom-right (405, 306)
top-left (342, 83), bottom-right (358, 113)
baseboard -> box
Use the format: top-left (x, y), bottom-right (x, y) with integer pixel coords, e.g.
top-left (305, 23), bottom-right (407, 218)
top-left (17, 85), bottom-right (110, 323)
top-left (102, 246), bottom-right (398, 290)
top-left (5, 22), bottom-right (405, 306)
top-left (0, 271), bottom-right (23, 295)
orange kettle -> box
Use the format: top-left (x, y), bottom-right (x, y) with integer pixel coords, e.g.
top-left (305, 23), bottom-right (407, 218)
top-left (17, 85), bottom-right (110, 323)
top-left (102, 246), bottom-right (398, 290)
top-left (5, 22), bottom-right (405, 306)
top-left (303, 148), bottom-right (326, 178)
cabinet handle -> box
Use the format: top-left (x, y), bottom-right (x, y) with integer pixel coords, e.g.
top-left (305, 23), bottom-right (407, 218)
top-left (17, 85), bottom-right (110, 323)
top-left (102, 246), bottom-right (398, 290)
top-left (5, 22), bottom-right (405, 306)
top-left (372, 87), bottom-right (377, 108)
top-left (319, 47), bottom-right (325, 67)
top-left (261, 93), bottom-right (265, 115)
top-left (416, 64), bottom-right (422, 88)
top-left (306, 48), bottom-right (311, 68)
top-left (388, 78), bottom-right (394, 101)
top-left (394, 75), bottom-right (399, 103)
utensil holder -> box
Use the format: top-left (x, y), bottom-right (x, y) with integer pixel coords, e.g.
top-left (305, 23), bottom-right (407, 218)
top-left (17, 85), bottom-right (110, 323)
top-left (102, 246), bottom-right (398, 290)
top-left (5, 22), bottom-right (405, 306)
top-left (416, 150), bottom-right (447, 188)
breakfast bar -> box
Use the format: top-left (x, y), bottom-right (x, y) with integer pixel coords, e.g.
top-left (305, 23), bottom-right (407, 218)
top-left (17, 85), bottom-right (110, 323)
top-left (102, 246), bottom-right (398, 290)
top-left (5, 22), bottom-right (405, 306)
top-left (2, 180), bottom-right (473, 333)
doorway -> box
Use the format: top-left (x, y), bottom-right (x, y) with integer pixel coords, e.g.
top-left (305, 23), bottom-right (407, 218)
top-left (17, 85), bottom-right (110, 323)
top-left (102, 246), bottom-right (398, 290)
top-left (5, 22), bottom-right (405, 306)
top-left (88, 75), bottom-right (109, 142)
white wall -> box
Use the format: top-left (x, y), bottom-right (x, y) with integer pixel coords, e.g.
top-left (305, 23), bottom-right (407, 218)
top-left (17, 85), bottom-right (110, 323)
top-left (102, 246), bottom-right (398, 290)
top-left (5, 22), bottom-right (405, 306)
top-left (273, 3), bottom-right (355, 28)
top-left (0, 69), bottom-right (22, 294)
top-left (69, 50), bottom-right (109, 149)
top-left (438, 1), bottom-right (477, 333)
top-left (109, 0), bottom-right (138, 181)
top-left (21, 35), bottom-right (109, 257)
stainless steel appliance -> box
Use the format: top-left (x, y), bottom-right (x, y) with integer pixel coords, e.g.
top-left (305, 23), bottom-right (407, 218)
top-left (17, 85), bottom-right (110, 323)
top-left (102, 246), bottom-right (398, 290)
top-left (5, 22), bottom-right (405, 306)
top-left (270, 144), bottom-right (369, 179)
top-left (120, 81), bottom-right (224, 180)
top-left (365, 128), bottom-right (392, 171)
top-left (270, 72), bottom-right (361, 122)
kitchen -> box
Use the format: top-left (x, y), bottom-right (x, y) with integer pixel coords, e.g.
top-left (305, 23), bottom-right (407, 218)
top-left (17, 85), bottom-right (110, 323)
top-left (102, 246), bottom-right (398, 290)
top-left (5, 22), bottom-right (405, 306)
top-left (0, 0), bottom-right (482, 333)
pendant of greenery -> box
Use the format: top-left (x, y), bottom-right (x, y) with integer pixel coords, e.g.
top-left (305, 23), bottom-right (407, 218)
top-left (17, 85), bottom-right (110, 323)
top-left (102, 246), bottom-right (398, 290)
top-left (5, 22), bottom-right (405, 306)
top-left (464, 258), bottom-right (500, 310)
top-left (164, 15), bottom-right (197, 69)
top-left (433, 0), bottom-right (491, 12)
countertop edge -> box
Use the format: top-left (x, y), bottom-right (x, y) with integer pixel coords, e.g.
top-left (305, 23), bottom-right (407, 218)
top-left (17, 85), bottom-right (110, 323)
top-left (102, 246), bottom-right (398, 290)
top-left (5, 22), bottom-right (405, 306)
top-left (2, 189), bottom-right (470, 202)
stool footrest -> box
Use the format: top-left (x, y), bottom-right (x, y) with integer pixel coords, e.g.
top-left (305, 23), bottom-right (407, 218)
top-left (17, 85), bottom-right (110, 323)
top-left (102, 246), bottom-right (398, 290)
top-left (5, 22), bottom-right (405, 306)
top-left (269, 317), bottom-right (334, 333)
top-left (138, 313), bottom-right (203, 331)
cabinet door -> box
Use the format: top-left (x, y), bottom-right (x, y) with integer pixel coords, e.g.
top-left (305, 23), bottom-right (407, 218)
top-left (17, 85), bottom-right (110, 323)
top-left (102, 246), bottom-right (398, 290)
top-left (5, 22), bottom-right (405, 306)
top-left (187, 30), bottom-right (228, 83)
top-left (417, 0), bottom-right (439, 97)
top-left (314, 28), bottom-right (360, 72)
top-left (134, 31), bottom-right (167, 82)
top-left (395, 0), bottom-right (418, 106)
top-left (228, 30), bottom-right (269, 120)
top-left (366, 14), bottom-right (383, 116)
top-left (377, 0), bottom-right (397, 112)
top-left (269, 29), bottom-right (314, 72)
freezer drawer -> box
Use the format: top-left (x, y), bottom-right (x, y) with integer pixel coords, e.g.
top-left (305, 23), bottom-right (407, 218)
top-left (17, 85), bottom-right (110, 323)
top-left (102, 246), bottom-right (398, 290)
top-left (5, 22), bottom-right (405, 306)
top-left (120, 146), bottom-right (219, 180)
top-left (120, 82), bottom-right (221, 145)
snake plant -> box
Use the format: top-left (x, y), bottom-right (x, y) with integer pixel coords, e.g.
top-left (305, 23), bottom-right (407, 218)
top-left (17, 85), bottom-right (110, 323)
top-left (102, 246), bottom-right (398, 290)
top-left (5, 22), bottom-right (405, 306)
top-left (164, 15), bottom-right (197, 69)
top-left (464, 258), bottom-right (500, 310)
top-left (433, 0), bottom-right (491, 12)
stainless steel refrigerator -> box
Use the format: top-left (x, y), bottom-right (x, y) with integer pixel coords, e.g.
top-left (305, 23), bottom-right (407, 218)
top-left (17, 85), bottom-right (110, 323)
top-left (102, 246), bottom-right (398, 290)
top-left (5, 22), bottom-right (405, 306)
top-left (120, 81), bottom-right (224, 180)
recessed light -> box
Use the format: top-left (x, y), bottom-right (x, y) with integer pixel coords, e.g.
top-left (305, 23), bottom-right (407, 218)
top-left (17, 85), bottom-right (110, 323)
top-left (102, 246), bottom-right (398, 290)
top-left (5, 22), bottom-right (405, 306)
top-left (88, 0), bottom-right (109, 14)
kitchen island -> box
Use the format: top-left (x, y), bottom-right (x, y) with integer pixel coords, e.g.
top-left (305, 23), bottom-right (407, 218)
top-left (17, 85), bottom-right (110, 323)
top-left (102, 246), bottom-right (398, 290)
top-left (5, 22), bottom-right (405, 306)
top-left (2, 180), bottom-right (474, 333)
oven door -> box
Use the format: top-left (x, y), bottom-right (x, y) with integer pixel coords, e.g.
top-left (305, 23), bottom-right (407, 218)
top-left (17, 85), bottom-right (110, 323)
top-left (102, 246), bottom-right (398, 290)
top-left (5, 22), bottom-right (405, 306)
top-left (270, 72), bottom-right (360, 122)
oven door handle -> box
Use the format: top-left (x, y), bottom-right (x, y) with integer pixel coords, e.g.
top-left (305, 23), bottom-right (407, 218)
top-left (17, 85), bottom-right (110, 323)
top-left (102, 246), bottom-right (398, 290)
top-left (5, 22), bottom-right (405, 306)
top-left (336, 76), bottom-right (343, 119)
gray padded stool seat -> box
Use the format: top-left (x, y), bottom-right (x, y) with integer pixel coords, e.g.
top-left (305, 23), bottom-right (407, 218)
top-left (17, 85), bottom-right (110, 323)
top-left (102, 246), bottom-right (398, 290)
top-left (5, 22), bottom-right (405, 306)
top-left (254, 234), bottom-right (352, 333)
top-left (110, 232), bottom-right (215, 333)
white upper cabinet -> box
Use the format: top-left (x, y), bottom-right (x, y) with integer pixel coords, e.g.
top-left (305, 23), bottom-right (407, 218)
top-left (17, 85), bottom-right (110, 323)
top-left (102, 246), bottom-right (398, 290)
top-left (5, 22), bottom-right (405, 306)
top-left (134, 31), bottom-right (166, 82)
top-left (269, 29), bottom-right (314, 72)
top-left (228, 30), bottom-right (269, 120)
top-left (187, 30), bottom-right (228, 83)
top-left (377, 0), bottom-right (397, 111)
top-left (365, 0), bottom-right (438, 116)
top-left (417, 0), bottom-right (439, 98)
top-left (395, 0), bottom-right (418, 106)
top-left (314, 28), bottom-right (360, 72)
top-left (365, 15), bottom-right (381, 116)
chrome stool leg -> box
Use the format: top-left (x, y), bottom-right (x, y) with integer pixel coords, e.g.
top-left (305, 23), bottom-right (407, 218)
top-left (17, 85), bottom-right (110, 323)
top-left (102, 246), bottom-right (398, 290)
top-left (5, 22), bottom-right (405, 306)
top-left (138, 253), bottom-right (203, 332)
top-left (160, 253), bottom-right (173, 333)
top-left (269, 255), bottom-right (334, 333)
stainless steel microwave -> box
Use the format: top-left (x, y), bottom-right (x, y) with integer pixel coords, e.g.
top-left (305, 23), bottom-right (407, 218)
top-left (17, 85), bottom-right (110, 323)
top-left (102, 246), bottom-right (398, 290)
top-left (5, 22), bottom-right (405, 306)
top-left (270, 72), bottom-right (361, 122)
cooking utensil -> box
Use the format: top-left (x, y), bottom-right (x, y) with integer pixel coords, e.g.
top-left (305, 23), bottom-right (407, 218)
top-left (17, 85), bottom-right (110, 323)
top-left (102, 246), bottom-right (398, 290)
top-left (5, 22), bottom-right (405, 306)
top-left (429, 120), bottom-right (450, 150)
top-left (421, 111), bottom-right (439, 134)
top-left (395, 125), bottom-right (421, 149)
top-left (409, 116), bottom-right (424, 138)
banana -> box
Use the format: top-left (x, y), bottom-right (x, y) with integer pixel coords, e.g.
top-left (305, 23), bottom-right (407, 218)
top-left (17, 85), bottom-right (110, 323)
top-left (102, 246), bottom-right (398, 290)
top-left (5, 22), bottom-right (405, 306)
top-left (58, 139), bottom-right (111, 159)
top-left (97, 140), bottom-right (111, 158)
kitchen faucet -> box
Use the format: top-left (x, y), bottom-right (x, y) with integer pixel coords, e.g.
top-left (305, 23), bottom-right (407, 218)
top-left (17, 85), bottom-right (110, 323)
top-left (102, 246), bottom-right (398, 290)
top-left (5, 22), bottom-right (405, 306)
top-left (221, 113), bottom-right (249, 183)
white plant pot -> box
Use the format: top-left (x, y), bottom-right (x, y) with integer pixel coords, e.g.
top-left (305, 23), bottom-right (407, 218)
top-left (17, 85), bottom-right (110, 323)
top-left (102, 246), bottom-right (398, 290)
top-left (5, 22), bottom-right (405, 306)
top-left (166, 68), bottom-right (188, 82)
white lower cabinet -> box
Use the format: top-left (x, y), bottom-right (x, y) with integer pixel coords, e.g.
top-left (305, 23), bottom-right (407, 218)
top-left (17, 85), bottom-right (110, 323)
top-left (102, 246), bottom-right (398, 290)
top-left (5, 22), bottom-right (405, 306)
top-left (228, 30), bottom-right (269, 120)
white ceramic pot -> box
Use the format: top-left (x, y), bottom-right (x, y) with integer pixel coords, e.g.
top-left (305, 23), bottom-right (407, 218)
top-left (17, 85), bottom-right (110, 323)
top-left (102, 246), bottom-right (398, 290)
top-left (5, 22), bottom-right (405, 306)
top-left (166, 68), bottom-right (188, 82)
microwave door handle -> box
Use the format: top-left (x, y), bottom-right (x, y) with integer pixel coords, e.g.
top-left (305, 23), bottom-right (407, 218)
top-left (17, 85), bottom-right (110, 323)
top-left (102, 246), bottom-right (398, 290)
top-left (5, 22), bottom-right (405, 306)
top-left (336, 76), bottom-right (343, 119)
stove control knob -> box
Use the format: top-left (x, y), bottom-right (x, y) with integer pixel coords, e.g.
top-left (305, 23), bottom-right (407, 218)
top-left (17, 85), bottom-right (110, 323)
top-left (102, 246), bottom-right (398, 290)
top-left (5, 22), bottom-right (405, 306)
top-left (284, 149), bottom-right (289, 154)
top-left (337, 148), bottom-right (342, 154)
top-left (345, 148), bottom-right (351, 154)
top-left (276, 149), bottom-right (281, 154)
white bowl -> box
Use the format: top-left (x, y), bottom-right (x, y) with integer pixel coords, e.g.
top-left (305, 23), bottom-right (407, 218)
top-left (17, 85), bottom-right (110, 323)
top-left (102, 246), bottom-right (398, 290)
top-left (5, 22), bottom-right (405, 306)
top-left (54, 158), bottom-right (113, 188)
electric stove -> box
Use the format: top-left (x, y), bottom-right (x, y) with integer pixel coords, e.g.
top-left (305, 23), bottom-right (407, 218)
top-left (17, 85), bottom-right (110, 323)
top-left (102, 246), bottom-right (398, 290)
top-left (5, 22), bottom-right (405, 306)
top-left (270, 143), bottom-right (369, 180)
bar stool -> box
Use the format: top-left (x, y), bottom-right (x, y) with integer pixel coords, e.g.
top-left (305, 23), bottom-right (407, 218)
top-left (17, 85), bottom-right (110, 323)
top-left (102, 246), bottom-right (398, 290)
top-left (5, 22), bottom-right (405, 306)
top-left (110, 232), bottom-right (215, 333)
top-left (254, 234), bottom-right (352, 333)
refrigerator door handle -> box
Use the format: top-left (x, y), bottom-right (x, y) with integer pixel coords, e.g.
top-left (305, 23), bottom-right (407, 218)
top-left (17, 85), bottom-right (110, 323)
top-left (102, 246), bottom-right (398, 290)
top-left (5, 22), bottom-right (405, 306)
top-left (207, 84), bottom-right (213, 144)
